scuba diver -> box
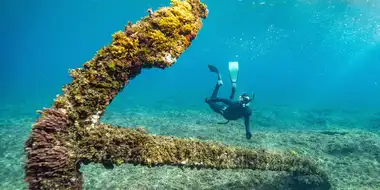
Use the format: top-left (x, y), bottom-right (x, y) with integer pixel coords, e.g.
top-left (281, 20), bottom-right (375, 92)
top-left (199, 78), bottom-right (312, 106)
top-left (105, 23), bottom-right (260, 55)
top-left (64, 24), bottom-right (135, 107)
top-left (205, 62), bottom-right (255, 140)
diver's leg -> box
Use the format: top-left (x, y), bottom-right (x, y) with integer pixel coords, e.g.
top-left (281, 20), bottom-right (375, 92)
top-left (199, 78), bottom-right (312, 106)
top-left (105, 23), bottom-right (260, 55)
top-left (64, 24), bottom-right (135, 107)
top-left (206, 81), bottom-right (224, 114)
top-left (229, 83), bottom-right (236, 100)
top-left (208, 102), bottom-right (224, 114)
top-left (208, 65), bottom-right (223, 98)
top-left (207, 64), bottom-right (225, 114)
top-left (211, 82), bottom-right (222, 98)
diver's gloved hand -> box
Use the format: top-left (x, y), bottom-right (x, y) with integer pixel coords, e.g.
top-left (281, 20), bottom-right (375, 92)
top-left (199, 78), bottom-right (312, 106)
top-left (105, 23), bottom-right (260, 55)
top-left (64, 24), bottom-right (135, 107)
top-left (246, 132), bottom-right (252, 140)
top-left (205, 97), bottom-right (211, 103)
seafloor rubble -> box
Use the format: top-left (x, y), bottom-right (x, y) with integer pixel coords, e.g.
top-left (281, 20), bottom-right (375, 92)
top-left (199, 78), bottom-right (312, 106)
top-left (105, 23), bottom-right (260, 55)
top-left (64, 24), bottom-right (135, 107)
top-left (23, 0), bottom-right (331, 189)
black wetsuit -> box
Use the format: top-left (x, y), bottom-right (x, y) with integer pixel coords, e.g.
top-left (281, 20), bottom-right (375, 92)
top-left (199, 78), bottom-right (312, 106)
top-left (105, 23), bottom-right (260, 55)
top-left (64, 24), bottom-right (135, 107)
top-left (206, 82), bottom-right (253, 140)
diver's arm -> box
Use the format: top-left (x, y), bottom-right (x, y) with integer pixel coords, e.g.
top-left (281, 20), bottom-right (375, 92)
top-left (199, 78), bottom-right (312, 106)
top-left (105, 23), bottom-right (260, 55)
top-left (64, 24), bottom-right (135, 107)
top-left (208, 97), bottom-right (234, 105)
top-left (244, 115), bottom-right (252, 140)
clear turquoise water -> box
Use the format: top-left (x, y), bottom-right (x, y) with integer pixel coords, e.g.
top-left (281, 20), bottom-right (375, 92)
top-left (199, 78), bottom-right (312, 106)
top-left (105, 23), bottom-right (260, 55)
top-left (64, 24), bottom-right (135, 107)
top-left (2, 0), bottom-right (380, 110)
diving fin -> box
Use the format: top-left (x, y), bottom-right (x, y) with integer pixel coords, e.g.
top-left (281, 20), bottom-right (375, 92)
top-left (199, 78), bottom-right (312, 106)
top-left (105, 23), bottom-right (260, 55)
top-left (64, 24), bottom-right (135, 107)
top-left (208, 64), bottom-right (219, 73)
top-left (208, 64), bottom-right (223, 82)
top-left (228, 61), bottom-right (239, 83)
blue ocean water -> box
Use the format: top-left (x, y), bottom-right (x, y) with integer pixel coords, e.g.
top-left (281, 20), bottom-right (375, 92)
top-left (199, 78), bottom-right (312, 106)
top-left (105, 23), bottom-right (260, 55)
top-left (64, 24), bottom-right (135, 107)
top-left (2, 0), bottom-right (380, 111)
top-left (1, 0), bottom-right (380, 189)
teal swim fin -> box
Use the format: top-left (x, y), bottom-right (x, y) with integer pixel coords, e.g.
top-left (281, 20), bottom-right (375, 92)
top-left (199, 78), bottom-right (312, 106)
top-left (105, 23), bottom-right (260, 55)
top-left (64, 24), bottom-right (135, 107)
top-left (228, 61), bottom-right (239, 83)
